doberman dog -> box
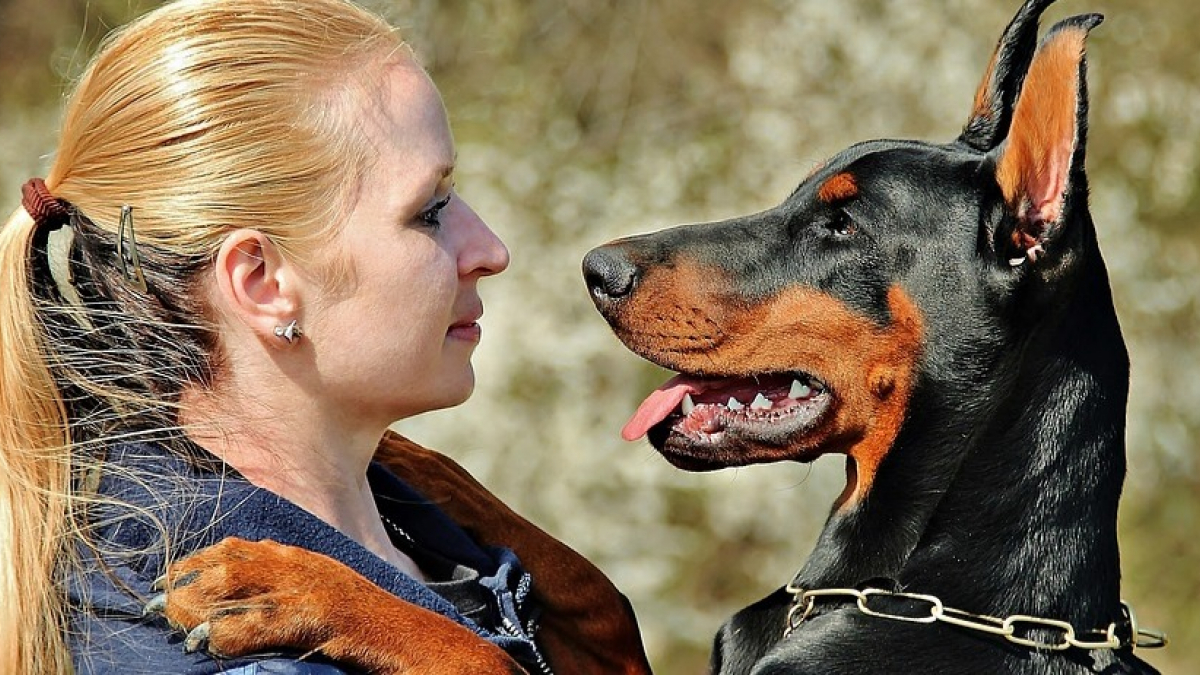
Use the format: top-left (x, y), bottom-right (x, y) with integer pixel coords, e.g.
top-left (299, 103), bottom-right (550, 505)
top-left (580, 0), bottom-right (1166, 672)
top-left (149, 0), bottom-right (1164, 673)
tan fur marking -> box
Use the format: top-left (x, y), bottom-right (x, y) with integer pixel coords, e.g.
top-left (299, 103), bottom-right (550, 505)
top-left (818, 172), bottom-right (859, 203)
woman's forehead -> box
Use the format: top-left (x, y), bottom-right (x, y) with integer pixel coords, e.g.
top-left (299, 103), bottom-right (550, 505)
top-left (358, 63), bottom-right (454, 167)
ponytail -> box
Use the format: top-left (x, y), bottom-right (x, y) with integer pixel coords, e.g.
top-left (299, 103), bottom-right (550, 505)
top-left (0, 206), bottom-right (73, 675)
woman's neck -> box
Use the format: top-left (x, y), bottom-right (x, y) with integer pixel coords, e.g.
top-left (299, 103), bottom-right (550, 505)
top-left (179, 385), bottom-right (428, 581)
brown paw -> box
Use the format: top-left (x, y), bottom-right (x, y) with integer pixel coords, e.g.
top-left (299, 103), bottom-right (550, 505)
top-left (144, 537), bottom-right (528, 674)
top-left (143, 537), bottom-right (342, 658)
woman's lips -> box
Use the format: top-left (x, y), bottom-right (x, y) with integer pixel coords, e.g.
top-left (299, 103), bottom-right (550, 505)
top-left (447, 322), bottom-right (481, 342)
top-left (447, 310), bottom-right (483, 342)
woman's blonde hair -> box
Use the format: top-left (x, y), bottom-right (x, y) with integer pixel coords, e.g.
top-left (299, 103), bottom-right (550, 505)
top-left (0, 1), bottom-right (406, 671)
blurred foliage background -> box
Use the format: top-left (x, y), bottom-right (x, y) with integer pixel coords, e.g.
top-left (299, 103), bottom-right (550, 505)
top-left (3, 0), bottom-right (1196, 672)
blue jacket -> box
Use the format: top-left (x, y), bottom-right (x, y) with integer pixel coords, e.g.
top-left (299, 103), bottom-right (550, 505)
top-left (69, 441), bottom-right (548, 674)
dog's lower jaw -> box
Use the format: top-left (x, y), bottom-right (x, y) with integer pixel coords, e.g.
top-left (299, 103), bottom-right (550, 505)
top-left (646, 396), bottom-right (836, 470)
top-left (649, 435), bottom-right (827, 472)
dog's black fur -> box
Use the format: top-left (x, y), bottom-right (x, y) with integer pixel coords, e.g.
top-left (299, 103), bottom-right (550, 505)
top-left (584, 1), bottom-right (1161, 673)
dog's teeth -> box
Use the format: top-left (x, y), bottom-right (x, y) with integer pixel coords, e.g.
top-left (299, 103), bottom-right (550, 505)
top-left (681, 394), bottom-right (696, 415)
top-left (789, 379), bottom-right (812, 399)
top-left (750, 393), bottom-right (772, 410)
top-left (727, 397), bottom-right (745, 411)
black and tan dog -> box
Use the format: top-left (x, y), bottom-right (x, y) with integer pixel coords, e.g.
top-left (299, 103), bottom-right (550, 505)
top-left (582, 0), bottom-right (1165, 672)
top-left (151, 0), bottom-right (1164, 673)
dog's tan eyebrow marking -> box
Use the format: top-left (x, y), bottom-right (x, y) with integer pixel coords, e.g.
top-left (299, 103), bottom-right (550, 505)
top-left (818, 172), bottom-right (858, 203)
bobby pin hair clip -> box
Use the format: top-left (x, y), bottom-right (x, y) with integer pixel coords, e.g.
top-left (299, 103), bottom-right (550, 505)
top-left (117, 205), bottom-right (148, 293)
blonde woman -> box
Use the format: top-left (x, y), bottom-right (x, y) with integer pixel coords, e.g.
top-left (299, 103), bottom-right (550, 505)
top-left (0, 1), bottom-right (648, 673)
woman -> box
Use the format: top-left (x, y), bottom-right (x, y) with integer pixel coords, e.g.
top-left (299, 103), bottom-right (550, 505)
top-left (0, 1), bottom-right (647, 673)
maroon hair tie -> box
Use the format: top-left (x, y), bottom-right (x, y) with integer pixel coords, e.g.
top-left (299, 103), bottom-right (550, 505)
top-left (21, 178), bottom-right (71, 228)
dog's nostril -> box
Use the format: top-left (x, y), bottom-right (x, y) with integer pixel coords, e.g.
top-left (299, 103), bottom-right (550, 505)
top-left (583, 246), bottom-right (639, 301)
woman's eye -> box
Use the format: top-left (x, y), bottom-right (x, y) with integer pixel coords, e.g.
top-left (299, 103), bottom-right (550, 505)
top-left (418, 192), bottom-right (453, 228)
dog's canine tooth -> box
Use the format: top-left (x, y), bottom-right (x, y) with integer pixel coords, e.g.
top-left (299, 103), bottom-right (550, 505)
top-left (750, 393), bottom-right (772, 410)
top-left (727, 397), bottom-right (745, 411)
top-left (682, 394), bottom-right (696, 415)
top-left (789, 380), bottom-right (812, 400)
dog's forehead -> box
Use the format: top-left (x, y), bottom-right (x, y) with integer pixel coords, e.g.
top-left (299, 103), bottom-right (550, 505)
top-left (801, 140), bottom-right (979, 201)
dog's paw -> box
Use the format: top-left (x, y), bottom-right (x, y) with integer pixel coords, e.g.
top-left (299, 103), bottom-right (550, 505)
top-left (143, 537), bottom-right (529, 674)
top-left (143, 537), bottom-right (342, 658)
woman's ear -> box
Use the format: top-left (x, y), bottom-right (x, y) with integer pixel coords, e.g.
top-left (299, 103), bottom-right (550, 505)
top-left (212, 230), bottom-right (303, 344)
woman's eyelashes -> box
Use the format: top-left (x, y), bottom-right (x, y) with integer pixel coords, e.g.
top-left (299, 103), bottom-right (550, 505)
top-left (418, 191), bottom-right (454, 228)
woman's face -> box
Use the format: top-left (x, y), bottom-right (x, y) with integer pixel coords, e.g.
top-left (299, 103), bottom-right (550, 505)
top-left (305, 61), bottom-right (509, 426)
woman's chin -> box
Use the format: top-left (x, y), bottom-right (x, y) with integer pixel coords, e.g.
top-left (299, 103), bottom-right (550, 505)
top-left (410, 373), bottom-right (477, 417)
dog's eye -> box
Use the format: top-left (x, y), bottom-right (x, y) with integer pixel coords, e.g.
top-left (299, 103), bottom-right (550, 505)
top-left (826, 210), bottom-right (857, 237)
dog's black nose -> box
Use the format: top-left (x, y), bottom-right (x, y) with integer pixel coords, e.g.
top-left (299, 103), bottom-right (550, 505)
top-left (583, 245), bottom-right (640, 302)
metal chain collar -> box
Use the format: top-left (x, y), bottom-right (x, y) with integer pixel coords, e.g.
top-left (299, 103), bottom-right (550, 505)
top-left (783, 583), bottom-right (1168, 652)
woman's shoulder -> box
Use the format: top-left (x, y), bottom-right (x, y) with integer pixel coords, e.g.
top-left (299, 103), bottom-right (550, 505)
top-left (81, 440), bottom-right (259, 559)
top-left (89, 440), bottom-right (254, 504)
top-left (70, 441), bottom-right (358, 674)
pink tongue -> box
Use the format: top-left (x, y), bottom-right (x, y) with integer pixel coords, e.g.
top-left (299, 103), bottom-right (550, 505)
top-left (622, 375), bottom-right (703, 441)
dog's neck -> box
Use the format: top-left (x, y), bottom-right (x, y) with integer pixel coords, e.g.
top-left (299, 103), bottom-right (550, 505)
top-left (796, 234), bottom-right (1129, 628)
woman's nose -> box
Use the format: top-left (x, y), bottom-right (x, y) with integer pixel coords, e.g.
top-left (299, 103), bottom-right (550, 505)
top-left (456, 198), bottom-right (510, 277)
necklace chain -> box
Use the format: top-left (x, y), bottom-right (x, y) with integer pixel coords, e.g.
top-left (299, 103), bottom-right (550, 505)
top-left (783, 583), bottom-right (1168, 652)
top-left (379, 513), bottom-right (416, 547)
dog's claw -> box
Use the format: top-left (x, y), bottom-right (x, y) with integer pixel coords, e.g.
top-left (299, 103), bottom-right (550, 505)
top-left (142, 593), bottom-right (167, 617)
top-left (173, 570), bottom-right (201, 589)
top-left (183, 622), bottom-right (211, 654)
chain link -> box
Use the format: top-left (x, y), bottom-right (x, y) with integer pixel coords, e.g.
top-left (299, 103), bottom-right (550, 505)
top-left (783, 584), bottom-right (1168, 652)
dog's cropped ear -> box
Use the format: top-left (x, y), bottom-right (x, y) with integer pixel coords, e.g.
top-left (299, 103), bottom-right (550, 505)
top-left (991, 15), bottom-right (1102, 268)
top-left (959, 0), bottom-right (1057, 151)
